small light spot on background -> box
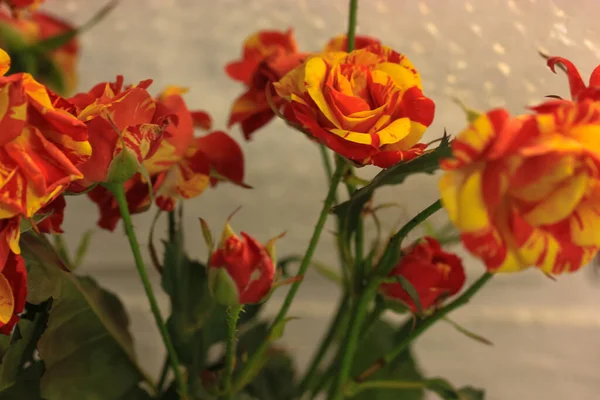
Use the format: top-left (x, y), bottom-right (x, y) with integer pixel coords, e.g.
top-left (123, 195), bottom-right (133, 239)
top-left (447, 74), bottom-right (457, 84)
top-left (411, 41), bottom-right (425, 54)
top-left (513, 21), bottom-right (526, 34)
top-left (507, 0), bottom-right (521, 15)
top-left (456, 60), bottom-right (468, 70)
top-left (375, 1), bottom-right (388, 14)
top-left (497, 62), bottom-right (511, 76)
top-left (484, 81), bottom-right (495, 93)
top-left (493, 43), bottom-right (506, 55)
top-left (448, 41), bottom-right (465, 55)
top-left (465, 2), bottom-right (474, 13)
top-left (523, 80), bottom-right (537, 93)
top-left (418, 2), bottom-right (431, 15)
top-left (425, 22), bottom-right (439, 37)
top-left (470, 23), bottom-right (482, 37)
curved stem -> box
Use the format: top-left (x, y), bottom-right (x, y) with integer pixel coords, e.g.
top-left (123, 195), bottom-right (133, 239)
top-left (353, 272), bottom-right (493, 383)
top-left (233, 159), bottom-right (346, 392)
top-left (108, 183), bottom-right (188, 399)
top-left (223, 305), bottom-right (243, 398)
top-left (296, 295), bottom-right (349, 396)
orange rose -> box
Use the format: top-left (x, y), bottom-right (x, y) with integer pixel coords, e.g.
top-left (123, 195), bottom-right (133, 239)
top-left (226, 29), bottom-right (306, 139)
top-left (546, 57), bottom-right (600, 102)
top-left (0, 9), bottom-right (79, 94)
top-left (274, 44), bottom-right (434, 167)
top-left (67, 76), bottom-right (165, 189)
top-left (0, 51), bottom-right (89, 221)
top-left (439, 100), bottom-right (600, 274)
top-left (0, 0), bottom-right (42, 16)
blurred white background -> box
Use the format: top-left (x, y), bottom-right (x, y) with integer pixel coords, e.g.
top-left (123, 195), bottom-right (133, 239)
top-left (41, 1), bottom-right (600, 399)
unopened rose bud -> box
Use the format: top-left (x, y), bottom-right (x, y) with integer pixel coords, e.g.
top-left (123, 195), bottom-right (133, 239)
top-left (208, 222), bottom-right (275, 305)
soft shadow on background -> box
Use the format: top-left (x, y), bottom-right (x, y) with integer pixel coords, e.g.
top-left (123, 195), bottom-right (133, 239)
top-left (44, 1), bottom-right (600, 399)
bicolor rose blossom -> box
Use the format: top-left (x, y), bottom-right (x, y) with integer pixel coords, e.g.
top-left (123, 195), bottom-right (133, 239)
top-left (0, 251), bottom-right (26, 334)
top-left (87, 87), bottom-right (244, 230)
top-left (546, 57), bottom-right (600, 102)
top-left (208, 222), bottom-right (275, 305)
top-left (226, 29), bottom-right (306, 139)
top-left (0, 49), bottom-right (89, 221)
top-left (37, 194), bottom-right (66, 234)
top-left (274, 44), bottom-right (435, 167)
top-left (68, 76), bottom-right (165, 189)
top-left (0, 9), bottom-right (79, 94)
top-left (379, 237), bottom-right (465, 312)
top-left (439, 101), bottom-right (600, 274)
top-left (323, 34), bottom-right (381, 52)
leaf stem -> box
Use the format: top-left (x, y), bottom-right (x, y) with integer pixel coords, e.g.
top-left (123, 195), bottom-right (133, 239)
top-left (223, 305), bottom-right (243, 398)
top-left (353, 272), bottom-right (493, 383)
top-left (232, 159), bottom-right (346, 392)
top-left (107, 183), bottom-right (188, 399)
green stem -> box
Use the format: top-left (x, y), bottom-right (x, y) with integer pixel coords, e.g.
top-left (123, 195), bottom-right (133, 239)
top-left (346, 0), bottom-right (359, 52)
top-left (108, 184), bottom-right (188, 399)
top-left (296, 295), bottom-right (349, 396)
top-left (329, 281), bottom-right (378, 400)
top-left (353, 272), bottom-right (493, 383)
top-left (223, 305), bottom-right (243, 398)
top-left (359, 296), bottom-right (385, 339)
top-left (353, 218), bottom-right (364, 293)
top-left (233, 160), bottom-right (346, 392)
top-left (346, 380), bottom-right (425, 397)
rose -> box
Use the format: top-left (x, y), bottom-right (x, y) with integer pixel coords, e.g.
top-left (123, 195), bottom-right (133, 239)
top-left (0, 54), bottom-right (90, 220)
top-left (67, 76), bottom-right (165, 189)
top-left (226, 29), bottom-right (306, 139)
top-left (323, 34), bottom-right (381, 52)
top-left (0, 8), bottom-right (79, 94)
top-left (87, 87), bottom-right (244, 230)
top-left (36, 194), bottom-right (66, 234)
top-left (439, 100), bottom-right (600, 274)
top-left (274, 44), bottom-right (435, 167)
top-left (0, 251), bottom-right (26, 334)
top-left (379, 237), bottom-right (465, 312)
top-left (208, 222), bottom-right (275, 305)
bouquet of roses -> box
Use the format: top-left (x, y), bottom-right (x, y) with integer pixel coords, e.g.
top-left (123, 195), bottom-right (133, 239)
top-left (0, 0), bottom-right (595, 399)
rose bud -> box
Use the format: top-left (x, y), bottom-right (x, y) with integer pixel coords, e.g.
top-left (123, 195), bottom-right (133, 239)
top-left (208, 221), bottom-right (275, 306)
top-left (379, 237), bottom-right (466, 312)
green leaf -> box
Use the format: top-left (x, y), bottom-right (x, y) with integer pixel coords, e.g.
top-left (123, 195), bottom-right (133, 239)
top-left (268, 317), bottom-right (298, 343)
top-left (351, 320), bottom-right (424, 400)
top-left (458, 386), bottom-right (485, 400)
top-left (0, 320), bottom-right (37, 392)
top-left (21, 232), bottom-right (152, 399)
top-left (20, 232), bottom-right (68, 304)
top-left (333, 136), bottom-right (451, 242)
top-left (0, 361), bottom-right (44, 400)
top-left (443, 318), bottom-right (493, 346)
top-left (424, 378), bottom-right (460, 399)
top-left (19, 213), bottom-right (51, 234)
top-left (393, 276), bottom-right (423, 315)
top-left (244, 347), bottom-right (297, 400)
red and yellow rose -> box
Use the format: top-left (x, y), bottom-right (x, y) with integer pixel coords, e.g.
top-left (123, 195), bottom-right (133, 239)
top-left (440, 100), bottom-right (600, 274)
top-left (379, 237), bottom-right (465, 312)
top-left (226, 29), bottom-right (306, 139)
top-left (87, 86), bottom-right (245, 230)
top-left (274, 44), bottom-right (434, 167)
top-left (0, 250), bottom-right (26, 334)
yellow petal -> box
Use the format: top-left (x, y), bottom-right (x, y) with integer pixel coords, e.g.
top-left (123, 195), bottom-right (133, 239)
top-left (0, 273), bottom-right (14, 324)
top-left (375, 62), bottom-right (422, 91)
top-left (456, 169), bottom-right (490, 232)
top-left (0, 49), bottom-right (10, 76)
top-left (305, 57), bottom-right (341, 128)
top-left (373, 117), bottom-right (411, 146)
top-left (523, 172), bottom-right (588, 226)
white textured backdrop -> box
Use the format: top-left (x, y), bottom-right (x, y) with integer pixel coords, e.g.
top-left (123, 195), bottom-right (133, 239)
top-left (39, 1), bottom-right (600, 399)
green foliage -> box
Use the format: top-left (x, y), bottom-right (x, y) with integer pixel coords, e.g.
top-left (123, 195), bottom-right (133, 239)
top-left (351, 320), bottom-right (424, 400)
top-left (20, 232), bottom-right (151, 400)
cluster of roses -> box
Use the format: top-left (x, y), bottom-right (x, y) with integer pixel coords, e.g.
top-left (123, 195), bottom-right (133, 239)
top-left (217, 27), bottom-right (600, 313)
top-left (0, 0), bottom-right (245, 332)
top-left (3, 0), bottom-right (600, 332)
